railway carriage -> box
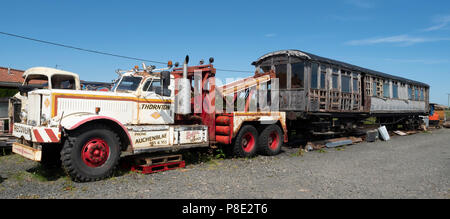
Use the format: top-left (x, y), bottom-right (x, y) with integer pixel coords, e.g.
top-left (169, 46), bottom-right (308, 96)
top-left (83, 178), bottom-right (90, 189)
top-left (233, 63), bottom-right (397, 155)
top-left (251, 50), bottom-right (429, 136)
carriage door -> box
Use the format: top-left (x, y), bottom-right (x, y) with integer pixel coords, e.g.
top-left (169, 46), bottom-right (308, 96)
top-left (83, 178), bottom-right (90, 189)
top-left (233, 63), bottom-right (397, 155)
top-left (274, 59), bottom-right (289, 111)
top-left (138, 78), bottom-right (174, 124)
top-left (289, 60), bottom-right (307, 111)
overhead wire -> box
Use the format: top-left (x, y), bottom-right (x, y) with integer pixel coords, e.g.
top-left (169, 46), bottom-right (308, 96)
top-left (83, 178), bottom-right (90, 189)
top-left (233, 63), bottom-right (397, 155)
top-left (0, 31), bottom-right (254, 73)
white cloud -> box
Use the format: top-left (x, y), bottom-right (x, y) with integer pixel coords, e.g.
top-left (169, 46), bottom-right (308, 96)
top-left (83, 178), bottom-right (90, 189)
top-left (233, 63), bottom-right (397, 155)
top-left (346, 34), bottom-right (450, 46)
top-left (422, 15), bottom-right (450, 32)
top-left (264, 33), bottom-right (277, 38)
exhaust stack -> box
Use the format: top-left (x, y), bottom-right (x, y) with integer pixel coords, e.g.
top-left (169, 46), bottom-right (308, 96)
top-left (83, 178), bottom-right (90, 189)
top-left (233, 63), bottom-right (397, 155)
top-left (176, 55), bottom-right (191, 114)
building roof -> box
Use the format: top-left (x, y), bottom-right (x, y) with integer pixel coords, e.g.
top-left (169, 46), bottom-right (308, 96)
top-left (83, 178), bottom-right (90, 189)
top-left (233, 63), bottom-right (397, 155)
top-left (0, 66), bottom-right (48, 88)
top-left (0, 67), bottom-right (26, 84)
top-left (252, 49), bottom-right (429, 88)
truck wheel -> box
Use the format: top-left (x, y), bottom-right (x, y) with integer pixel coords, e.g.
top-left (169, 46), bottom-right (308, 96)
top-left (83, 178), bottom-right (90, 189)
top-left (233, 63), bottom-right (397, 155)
top-left (258, 125), bottom-right (283, 156)
top-left (233, 125), bottom-right (258, 157)
top-left (60, 124), bottom-right (121, 182)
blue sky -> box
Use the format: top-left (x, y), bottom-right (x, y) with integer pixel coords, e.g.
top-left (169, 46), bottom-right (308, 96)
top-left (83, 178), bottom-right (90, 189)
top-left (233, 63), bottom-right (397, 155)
top-left (0, 0), bottom-right (449, 105)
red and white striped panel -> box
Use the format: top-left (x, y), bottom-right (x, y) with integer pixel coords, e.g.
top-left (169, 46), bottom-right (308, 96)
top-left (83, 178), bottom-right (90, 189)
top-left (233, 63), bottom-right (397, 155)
top-left (31, 127), bottom-right (61, 143)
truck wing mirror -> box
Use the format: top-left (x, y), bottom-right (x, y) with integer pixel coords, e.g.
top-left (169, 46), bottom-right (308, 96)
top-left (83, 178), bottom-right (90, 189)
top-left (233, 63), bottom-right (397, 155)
top-left (161, 71), bottom-right (171, 86)
top-left (18, 85), bottom-right (37, 96)
top-left (161, 71), bottom-right (171, 97)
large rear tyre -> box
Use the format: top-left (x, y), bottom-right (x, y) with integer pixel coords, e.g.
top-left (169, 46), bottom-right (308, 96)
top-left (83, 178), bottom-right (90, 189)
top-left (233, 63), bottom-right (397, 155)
top-left (60, 124), bottom-right (121, 182)
top-left (258, 125), bottom-right (283, 156)
top-left (233, 125), bottom-right (258, 157)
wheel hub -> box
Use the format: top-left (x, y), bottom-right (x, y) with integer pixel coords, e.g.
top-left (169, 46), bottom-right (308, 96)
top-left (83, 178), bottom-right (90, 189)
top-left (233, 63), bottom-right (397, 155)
top-left (242, 132), bottom-right (255, 152)
top-left (268, 131), bottom-right (279, 150)
top-left (81, 138), bottom-right (110, 167)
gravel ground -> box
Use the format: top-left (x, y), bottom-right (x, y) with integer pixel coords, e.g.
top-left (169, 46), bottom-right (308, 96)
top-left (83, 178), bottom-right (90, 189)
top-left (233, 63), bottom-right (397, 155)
top-left (0, 128), bottom-right (449, 199)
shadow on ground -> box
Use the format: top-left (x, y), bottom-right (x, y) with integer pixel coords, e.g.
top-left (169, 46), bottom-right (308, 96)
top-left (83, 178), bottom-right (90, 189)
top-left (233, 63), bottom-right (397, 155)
top-left (0, 148), bottom-right (12, 156)
top-left (26, 165), bottom-right (67, 181)
top-left (0, 175), bottom-right (6, 183)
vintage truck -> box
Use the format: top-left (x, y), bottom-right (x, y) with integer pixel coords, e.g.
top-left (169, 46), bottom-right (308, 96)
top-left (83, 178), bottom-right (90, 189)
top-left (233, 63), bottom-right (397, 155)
top-left (12, 56), bottom-right (287, 182)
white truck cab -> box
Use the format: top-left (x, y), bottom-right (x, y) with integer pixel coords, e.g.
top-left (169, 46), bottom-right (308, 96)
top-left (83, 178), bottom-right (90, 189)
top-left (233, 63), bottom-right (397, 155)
top-left (22, 67), bottom-right (81, 90)
top-left (12, 67), bottom-right (81, 121)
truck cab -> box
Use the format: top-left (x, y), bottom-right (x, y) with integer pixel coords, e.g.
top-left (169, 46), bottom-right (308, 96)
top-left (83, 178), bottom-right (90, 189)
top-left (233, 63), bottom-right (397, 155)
top-left (12, 67), bottom-right (81, 120)
top-left (22, 67), bottom-right (80, 90)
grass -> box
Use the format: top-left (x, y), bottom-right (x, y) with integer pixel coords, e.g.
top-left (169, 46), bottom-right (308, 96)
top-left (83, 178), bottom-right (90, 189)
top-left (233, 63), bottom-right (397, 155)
top-left (181, 147), bottom-right (228, 165)
top-left (290, 149), bottom-right (305, 157)
top-left (336, 146), bottom-right (346, 151)
top-left (26, 164), bottom-right (68, 182)
top-left (317, 148), bottom-right (327, 153)
top-left (363, 117), bottom-right (377, 125)
top-left (445, 109), bottom-right (450, 121)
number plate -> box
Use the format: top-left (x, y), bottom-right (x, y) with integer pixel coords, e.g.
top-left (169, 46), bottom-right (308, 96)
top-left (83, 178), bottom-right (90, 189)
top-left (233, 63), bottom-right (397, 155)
top-left (12, 123), bottom-right (32, 141)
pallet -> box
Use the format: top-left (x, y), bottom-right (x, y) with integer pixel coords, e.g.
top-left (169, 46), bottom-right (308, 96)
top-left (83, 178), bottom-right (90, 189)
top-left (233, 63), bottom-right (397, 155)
top-left (131, 154), bottom-right (185, 174)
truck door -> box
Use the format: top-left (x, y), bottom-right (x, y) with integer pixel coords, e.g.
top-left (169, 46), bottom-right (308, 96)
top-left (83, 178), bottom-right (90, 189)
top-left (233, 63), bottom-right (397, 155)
top-left (138, 78), bottom-right (174, 124)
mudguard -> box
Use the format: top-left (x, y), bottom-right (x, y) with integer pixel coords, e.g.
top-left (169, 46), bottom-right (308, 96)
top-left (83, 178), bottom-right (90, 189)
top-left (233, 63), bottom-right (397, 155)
top-left (60, 113), bottom-right (132, 146)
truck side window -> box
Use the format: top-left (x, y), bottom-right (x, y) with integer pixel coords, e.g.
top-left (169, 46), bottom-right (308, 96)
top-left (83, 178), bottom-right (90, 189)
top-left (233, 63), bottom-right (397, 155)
top-left (143, 79), bottom-right (162, 94)
top-left (51, 75), bottom-right (76, 89)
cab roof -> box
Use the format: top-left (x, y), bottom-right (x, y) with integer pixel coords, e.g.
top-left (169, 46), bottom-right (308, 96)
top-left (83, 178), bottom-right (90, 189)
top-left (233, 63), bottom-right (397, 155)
top-left (23, 67), bottom-right (80, 80)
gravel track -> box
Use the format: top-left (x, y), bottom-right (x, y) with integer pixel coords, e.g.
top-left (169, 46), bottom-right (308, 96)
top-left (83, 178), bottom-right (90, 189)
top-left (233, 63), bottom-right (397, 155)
top-left (0, 128), bottom-right (449, 199)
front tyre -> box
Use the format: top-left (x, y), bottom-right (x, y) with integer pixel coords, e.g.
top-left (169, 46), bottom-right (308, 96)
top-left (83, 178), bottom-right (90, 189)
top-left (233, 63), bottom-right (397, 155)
top-left (60, 124), bottom-right (121, 182)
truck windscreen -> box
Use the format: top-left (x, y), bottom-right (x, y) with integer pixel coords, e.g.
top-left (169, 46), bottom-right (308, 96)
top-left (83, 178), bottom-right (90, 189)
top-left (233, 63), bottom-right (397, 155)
top-left (116, 76), bottom-right (142, 91)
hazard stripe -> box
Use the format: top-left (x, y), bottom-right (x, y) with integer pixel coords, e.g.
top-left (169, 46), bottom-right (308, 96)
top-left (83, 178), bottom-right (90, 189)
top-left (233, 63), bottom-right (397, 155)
top-left (45, 129), bottom-right (59, 142)
top-left (33, 129), bottom-right (44, 142)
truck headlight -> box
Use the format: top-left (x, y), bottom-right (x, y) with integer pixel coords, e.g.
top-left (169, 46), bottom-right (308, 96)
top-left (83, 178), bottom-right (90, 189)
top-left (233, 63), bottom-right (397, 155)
top-left (20, 110), bottom-right (27, 121)
top-left (41, 113), bottom-right (50, 125)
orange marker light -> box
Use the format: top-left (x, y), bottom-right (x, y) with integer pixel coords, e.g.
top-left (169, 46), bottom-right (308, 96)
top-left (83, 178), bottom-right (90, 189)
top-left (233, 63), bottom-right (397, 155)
top-left (95, 107), bottom-right (101, 114)
top-left (168, 60), bottom-right (173, 67)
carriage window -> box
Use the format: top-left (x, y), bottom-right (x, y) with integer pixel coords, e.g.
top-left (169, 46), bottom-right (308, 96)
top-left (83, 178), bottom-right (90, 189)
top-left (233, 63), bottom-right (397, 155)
top-left (420, 88), bottom-right (424, 101)
top-left (291, 62), bottom-right (304, 89)
top-left (414, 88), bottom-right (419, 101)
top-left (373, 81), bottom-right (377, 97)
top-left (332, 74), bottom-right (338, 90)
top-left (320, 72), bottom-right (326, 89)
top-left (310, 63), bottom-right (318, 89)
top-left (275, 64), bottom-right (287, 89)
top-left (408, 86), bottom-right (413, 100)
top-left (331, 68), bottom-right (339, 90)
top-left (383, 81), bottom-right (390, 98)
top-left (341, 75), bottom-right (351, 93)
top-left (352, 73), bottom-right (358, 93)
top-left (392, 82), bottom-right (398, 98)
top-left (320, 65), bottom-right (326, 89)
top-left (260, 66), bottom-right (271, 73)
